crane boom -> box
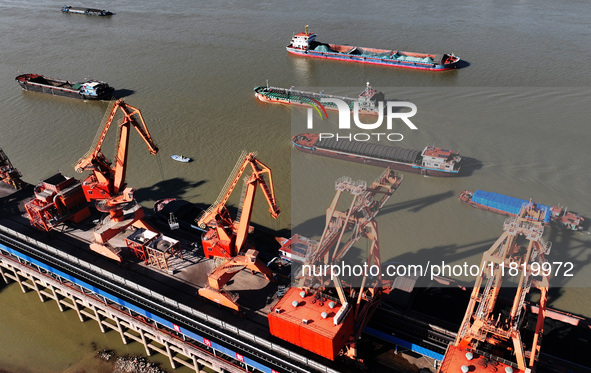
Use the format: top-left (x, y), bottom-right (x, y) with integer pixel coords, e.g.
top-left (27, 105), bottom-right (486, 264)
top-left (197, 152), bottom-right (279, 227)
top-left (74, 99), bottom-right (158, 201)
top-left (197, 152), bottom-right (280, 258)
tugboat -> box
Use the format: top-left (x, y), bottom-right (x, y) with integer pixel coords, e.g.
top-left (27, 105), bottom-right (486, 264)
top-left (15, 74), bottom-right (114, 100)
top-left (287, 25), bottom-right (460, 71)
top-left (254, 82), bottom-right (386, 115)
top-left (61, 6), bottom-right (113, 16)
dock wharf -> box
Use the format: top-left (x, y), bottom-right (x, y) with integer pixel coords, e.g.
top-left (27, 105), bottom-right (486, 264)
top-left (0, 211), bottom-right (338, 373)
top-left (1, 181), bottom-right (590, 373)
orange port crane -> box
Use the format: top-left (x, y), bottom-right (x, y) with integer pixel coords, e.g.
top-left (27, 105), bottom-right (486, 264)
top-left (269, 168), bottom-right (402, 361)
top-left (74, 99), bottom-right (159, 258)
top-left (196, 151), bottom-right (280, 259)
top-left (439, 203), bottom-right (551, 373)
top-left (195, 151), bottom-right (281, 312)
top-left (75, 99), bottom-right (158, 209)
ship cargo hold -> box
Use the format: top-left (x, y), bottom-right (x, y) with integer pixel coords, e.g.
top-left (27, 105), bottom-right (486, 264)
top-left (286, 26), bottom-right (460, 71)
top-left (15, 74), bottom-right (114, 100)
top-left (459, 189), bottom-right (584, 230)
top-left (292, 133), bottom-right (462, 176)
top-left (254, 82), bottom-right (386, 115)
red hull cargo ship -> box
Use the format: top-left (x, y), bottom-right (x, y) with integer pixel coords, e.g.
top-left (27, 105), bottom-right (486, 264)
top-left (286, 26), bottom-right (460, 71)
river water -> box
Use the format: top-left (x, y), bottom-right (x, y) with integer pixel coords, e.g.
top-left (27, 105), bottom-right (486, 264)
top-left (1, 0), bottom-right (591, 371)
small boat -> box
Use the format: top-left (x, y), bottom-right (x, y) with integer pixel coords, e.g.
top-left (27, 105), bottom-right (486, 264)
top-left (62, 6), bottom-right (113, 16)
top-left (15, 74), bottom-right (114, 100)
top-left (171, 155), bottom-right (191, 163)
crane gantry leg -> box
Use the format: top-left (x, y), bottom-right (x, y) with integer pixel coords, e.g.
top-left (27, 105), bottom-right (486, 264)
top-left (440, 203), bottom-right (551, 373)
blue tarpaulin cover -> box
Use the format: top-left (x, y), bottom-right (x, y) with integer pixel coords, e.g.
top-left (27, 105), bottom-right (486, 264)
top-left (472, 190), bottom-right (552, 223)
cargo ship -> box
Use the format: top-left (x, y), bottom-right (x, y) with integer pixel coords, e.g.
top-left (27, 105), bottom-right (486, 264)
top-left (292, 133), bottom-right (462, 176)
top-left (254, 82), bottom-right (386, 115)
top-left (15, 74), bottom-right (114, 100)
top-left (286, 26), bottom-right (460, 71)
top-left (61, 6), bottom-right (113, 16)
top-left (459, 189), bottom-right (584, 230)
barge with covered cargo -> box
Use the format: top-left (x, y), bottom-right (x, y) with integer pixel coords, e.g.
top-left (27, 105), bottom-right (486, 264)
top-left (254, 82), bottom-right (386, 115)
top-left (292, 133), bottom-right (462, 176)
top-left (15, 74), bottom-right (114, 100)
top-left (459, 189), bottom-right (584, 230)
top-left (286, 26), bottom-right (460, 71)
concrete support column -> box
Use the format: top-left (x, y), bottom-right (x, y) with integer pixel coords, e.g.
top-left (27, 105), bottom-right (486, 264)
top-left (12, 268), bottom-right (27, 293)
top-left (91, 304), bottom-right (106, 333)
top-left (164, 341), bottom-right (177, 369)
top-left (192, 355), bottom-right (201, 373)
top-left (32, 279), bottom-right (46, 302)
top-left (139, 329), bottom-right (152, 356)
top-left (50, 284), bottom-right (65, 312)
top-left (0, 264), bottom-right (9, 284)
top-left (115, 318), bottom-right (128, 345)
top-left (71, 297), bottom-right (87, 322)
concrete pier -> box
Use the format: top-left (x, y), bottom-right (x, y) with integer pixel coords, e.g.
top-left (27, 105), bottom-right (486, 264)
top-left (0, 215), bottom-right (335, 373)
top-left (0, 250), bottom-right (245, 373)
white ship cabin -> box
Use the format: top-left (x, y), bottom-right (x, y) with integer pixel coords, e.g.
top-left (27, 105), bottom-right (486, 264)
top-left (80, 82), bottom-right (102, 96)
top-left (278, 234), bottom-right (313, 264)
top-left (290, 30), bottom-right (317, 50)
top-left (420, 146), bottom-right (461, 171)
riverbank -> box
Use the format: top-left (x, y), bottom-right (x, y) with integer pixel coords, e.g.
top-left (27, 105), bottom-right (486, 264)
top-left (0, 282), bottom-right (184, 373)
top-left (96, 349), bottom-right (168, 373)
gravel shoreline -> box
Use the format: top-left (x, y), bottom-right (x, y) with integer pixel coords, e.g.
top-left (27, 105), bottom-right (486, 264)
top-left (97, 349), bottom-right (169, 373)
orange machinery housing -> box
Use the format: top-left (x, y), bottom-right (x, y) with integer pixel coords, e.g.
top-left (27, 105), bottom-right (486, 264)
top-left (268, 287), bottom-right (355, 361)
top-left (25, 172), bottom-right (90, 232)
